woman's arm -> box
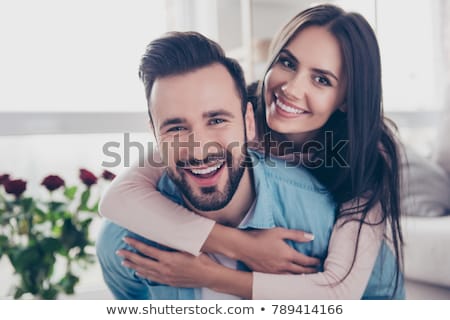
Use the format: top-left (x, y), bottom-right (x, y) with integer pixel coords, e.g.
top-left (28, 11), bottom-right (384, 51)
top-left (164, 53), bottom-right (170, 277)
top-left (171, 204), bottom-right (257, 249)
top-left (252, 204), bottom-right (385, 299)
top-left (100, 150), bottom-right (317, 271)
top-left (119, 203), bottom-right (385, 299)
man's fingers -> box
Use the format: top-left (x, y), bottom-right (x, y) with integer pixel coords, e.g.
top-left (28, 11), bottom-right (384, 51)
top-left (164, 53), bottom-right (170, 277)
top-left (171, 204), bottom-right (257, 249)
top-left (290, 250), bottom-right (321, 267)
top-left (285, 263), bottom-right (317, 274)
top-left (280, 229), bottom-right (315, 242)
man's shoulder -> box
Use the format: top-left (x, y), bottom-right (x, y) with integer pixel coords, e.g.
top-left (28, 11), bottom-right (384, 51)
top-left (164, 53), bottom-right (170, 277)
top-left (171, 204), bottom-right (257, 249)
top-left (249, 150), bottom-right (329, 195)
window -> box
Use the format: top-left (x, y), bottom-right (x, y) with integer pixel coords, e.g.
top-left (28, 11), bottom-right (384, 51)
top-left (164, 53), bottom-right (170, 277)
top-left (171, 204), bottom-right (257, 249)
top-left (0, 0), bottom-right (167, 112)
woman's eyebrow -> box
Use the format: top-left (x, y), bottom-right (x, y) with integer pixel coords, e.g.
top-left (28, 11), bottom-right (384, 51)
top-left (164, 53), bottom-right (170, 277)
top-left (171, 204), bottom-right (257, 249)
top-left (312, 68), bottom-right (339, 82)
top-left (279, 49), bottom-right (299, 64)
top-left (281, 48), bottom-right (339, 82)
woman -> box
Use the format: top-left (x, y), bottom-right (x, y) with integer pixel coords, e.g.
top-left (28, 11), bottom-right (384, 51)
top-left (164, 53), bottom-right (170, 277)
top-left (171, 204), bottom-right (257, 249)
top-left (100, 4), bottom-right (404, 299)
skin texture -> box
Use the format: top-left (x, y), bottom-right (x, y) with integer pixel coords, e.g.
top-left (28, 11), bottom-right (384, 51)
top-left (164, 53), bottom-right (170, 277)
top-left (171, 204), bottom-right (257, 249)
top-left (264, 26), bottom-right (346, 143)
top-left (150, 63), bottom-right (256, 227)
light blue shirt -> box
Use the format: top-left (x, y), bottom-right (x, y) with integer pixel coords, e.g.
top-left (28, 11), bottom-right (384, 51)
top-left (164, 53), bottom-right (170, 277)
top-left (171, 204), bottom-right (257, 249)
top-left (97, 150), bottom-right (404, 299)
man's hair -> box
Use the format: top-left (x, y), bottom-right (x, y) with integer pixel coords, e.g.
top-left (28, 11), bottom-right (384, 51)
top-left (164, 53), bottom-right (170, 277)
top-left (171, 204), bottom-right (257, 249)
top-left (139, 31), bottom-right (247, 124)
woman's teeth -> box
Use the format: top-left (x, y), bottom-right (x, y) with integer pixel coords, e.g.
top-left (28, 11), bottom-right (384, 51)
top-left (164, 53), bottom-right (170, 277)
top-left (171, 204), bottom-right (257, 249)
top-left (276, 99), bottom-right (305, 114)
top-left (190, 162), bottom-right (223, 175)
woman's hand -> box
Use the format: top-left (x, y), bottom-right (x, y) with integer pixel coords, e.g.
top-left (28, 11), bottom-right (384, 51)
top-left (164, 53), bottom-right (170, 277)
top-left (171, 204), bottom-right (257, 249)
top-left (117, 237), bottom-right (218, 288)
top-left (225, 227), bottom-right (321, 274)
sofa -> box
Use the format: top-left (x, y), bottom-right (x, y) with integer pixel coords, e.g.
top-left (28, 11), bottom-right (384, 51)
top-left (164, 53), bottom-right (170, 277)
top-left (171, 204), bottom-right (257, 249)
top-left (401, 113), bottom-right (450, 299)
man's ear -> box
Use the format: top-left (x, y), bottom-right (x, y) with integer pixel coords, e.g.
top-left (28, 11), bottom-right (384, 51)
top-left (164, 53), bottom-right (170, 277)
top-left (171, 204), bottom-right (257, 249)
top-left (338, 103), bottom-right (347, 113)
top-left (244, 101), bottom-right (256, 142)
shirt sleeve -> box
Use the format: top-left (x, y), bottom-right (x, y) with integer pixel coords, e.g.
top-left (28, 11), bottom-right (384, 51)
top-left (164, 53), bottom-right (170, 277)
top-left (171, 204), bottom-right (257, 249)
top-left (253, 202), bottom-right (385, 299)
top-left (98, 150), bottom-right (215, 256)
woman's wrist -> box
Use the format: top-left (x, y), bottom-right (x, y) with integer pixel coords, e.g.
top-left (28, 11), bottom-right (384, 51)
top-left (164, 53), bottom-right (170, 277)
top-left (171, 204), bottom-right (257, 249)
top-left (205, 264), bottom-right (253, 299)
top-left (201, 224), bottom-right (247, 260)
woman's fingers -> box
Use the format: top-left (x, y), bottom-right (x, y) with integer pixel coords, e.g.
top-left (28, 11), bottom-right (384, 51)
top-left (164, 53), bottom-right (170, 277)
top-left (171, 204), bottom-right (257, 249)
top-left (123, 237), bottom-right (166, 260)
top-left (117, 249), bottom-right (160, 269)
top-left (290, 250), bottom-right (321, 267)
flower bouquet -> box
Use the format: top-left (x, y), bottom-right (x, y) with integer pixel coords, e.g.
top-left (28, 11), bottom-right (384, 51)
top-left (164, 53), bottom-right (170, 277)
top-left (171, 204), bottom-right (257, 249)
top-left (0, 169), bottom-right (115, 299)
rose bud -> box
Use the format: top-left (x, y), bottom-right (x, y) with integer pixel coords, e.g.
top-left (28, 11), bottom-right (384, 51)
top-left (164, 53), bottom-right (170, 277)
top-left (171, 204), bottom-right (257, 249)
top-left (41, 175), bottom-right (65, 192)
top-left (4, 179), bottom-right (27, 198)
top-left (102, 170), bottom-right (116, 181)
top-left (79, 169), bottom-right (97, 187)
top-left (0, 174), bottom-right (10, 185)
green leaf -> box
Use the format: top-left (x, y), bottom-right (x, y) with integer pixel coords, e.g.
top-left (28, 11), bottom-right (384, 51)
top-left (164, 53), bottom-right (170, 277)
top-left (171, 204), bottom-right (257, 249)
top-left (40, 287), bottom-right (58, 300)
top-left (59, 273), bottom-right (79, 295)
top-left (64, 186), bottom-right (77, 201)
top-left (41, 237), bottom-right (62, 253)
top-left (13, 287), bottom-right (25, 300)
top-left (90, 201), bottom-right (99, 213)
top-left (48, 201), bottom-right (66, 213)
top-left (20, 197), bottom-right (34, 213)
top-left (79, 189), bottom-right (91, 211)
top-left (61, 218), bottom-right (86, 250)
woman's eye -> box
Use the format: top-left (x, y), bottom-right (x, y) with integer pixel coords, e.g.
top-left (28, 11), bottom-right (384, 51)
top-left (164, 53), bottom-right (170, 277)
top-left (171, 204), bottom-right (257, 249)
top-left (277, 56), bottom-right (296, 70)
top-left (209, 118), bottom-right (225, 125)
top-left (314, 75), bottom-right (331, 86)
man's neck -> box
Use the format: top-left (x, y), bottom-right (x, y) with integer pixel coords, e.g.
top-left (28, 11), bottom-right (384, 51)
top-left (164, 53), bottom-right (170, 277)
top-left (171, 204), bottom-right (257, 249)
top-left (186, 167), bottom-right (255, 227)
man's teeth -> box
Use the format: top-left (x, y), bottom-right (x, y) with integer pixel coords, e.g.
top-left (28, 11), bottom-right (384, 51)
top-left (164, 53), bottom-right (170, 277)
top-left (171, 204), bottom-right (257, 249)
top-left (190, 163), bottom-right (223, 175)
top-left (276, 99), bottom-right (305, 114)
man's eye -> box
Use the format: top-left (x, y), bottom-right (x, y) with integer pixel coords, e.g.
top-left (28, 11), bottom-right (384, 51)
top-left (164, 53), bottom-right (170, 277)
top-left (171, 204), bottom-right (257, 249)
top-left (314, 75), bottom-right (331, 86)
top-left (167, 126), bottom-right (186, 132)
top-left (209, 118), bottom-right (225, 125)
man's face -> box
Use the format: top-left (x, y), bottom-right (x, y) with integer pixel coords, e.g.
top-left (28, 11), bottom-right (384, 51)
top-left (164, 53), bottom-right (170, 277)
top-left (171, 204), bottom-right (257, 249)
top-left (150, 63), bottom-right (255, 212)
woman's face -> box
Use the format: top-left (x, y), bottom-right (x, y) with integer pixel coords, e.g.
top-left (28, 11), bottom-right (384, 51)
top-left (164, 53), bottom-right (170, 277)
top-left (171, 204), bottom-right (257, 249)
top-left (264, 26), bottom-right (346, 142)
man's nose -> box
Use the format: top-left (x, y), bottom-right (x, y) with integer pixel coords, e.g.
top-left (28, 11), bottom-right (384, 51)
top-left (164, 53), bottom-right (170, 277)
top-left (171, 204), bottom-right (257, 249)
top-left (182, 130), bottom-right (217, 161)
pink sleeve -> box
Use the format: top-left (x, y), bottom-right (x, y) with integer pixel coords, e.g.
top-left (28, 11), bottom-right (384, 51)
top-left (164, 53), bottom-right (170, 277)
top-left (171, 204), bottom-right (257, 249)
top-left (253, 203), bottom-right (385, 299)
top-left (98, 151), bottom-right (215, 256)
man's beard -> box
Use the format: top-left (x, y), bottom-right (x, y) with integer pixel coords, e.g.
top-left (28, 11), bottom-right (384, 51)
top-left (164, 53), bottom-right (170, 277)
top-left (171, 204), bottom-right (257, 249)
top-left (167, 149), bottom-right (246, 212)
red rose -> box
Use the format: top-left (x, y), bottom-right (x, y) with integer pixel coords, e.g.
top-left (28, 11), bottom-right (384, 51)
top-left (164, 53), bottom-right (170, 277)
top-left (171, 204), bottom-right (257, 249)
top-left (101, 170), bottom-right (116, 181)
top-left (4, 179), bottom-right (27, 198)
top-left (0, 174), bottom-right (10, 185)
top-left (79, 169), bottom-right (97, 187)
top-left (41, 175), bottom-right (65, 192)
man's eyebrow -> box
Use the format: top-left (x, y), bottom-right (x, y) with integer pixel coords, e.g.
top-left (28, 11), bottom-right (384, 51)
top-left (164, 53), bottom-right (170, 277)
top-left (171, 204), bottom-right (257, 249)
top-left (280, 49), bottom-right (339, 82)
top-left (202, 109), bottom-right (235, 119)
top-left (159, 117), bottom-right (186, 130)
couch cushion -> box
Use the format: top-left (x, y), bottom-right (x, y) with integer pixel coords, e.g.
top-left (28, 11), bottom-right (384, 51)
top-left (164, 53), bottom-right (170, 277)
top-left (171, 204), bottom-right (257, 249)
top-left (434, 113), bottom-right (450, 177)
top-left (401, 146), bottom-right (450, 217)
top-left (402, 216), bottom-right (450, 288)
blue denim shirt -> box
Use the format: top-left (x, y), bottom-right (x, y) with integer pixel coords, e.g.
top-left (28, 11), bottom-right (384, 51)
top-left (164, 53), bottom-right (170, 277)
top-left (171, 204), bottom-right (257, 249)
top-left (97, 150), bottom-right (404, 299)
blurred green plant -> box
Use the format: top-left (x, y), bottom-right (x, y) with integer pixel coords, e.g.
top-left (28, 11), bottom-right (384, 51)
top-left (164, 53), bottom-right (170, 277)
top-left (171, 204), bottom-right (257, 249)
top-left (0, 169), bottom-right (115, 299)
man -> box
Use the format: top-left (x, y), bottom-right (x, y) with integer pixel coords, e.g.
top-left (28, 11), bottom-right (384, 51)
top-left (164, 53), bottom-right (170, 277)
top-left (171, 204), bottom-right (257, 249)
top-left (96, 31), bottom-right (336, 299)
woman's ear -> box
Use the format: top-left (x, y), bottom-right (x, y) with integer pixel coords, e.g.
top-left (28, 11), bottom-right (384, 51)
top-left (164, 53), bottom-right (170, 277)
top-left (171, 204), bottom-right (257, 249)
top-left (244, 102), bottom-right (256, 142)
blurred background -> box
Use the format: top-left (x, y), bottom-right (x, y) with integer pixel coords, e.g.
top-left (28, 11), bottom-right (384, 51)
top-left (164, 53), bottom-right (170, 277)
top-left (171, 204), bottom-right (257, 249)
top-left (1, 0), bottom-right (449, 299)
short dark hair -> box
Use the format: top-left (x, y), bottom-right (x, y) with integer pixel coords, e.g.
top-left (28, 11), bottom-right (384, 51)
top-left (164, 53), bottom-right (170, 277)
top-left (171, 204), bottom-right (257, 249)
top-left (139, 31), bottom-right (247, 124)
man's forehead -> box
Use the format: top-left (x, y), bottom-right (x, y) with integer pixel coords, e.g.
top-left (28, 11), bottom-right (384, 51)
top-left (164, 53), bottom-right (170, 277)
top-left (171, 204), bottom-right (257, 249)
top-left (149, 64), bottom-right (242, 123)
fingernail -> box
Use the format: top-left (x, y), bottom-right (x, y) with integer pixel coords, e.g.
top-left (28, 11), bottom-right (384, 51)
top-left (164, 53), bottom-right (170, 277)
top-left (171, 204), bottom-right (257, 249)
top-left (304, 233), bottom-right (314, 240)
top-left (123, 237), bottom-right (130, 244)
top-left (116, 250), bottom-right (124, 256)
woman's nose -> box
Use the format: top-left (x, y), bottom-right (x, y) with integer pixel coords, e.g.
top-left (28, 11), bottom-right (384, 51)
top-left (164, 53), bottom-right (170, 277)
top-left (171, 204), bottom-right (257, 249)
top-left (281, 74), bottom-right (306, 101)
